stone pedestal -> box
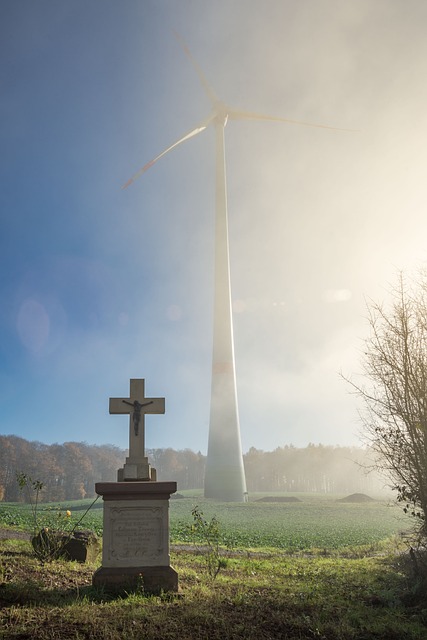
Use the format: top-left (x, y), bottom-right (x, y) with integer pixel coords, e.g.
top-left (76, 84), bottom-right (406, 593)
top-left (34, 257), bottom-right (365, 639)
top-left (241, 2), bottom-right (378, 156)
top-left (92, 481), bottom-right (178, 594)
top-left (117, 456), bottom-right (156, 482)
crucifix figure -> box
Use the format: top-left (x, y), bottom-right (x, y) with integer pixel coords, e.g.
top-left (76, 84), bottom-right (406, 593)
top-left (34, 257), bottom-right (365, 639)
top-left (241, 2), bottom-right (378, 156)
top-left (122, 399), bottom-right (154, 436)
top-left (109, 379), bottom-right (165, 481)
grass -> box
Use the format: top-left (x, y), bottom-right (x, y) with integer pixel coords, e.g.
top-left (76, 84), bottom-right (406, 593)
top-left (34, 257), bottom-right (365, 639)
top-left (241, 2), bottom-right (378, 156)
top-left (1, 537), bottom-right (427, 639)
top-left (0, 492), bottom-right (408, 551)
top-left (0, 493), bottom-right (423, 638)
top-left (169, 493), bottom-right (407, 552)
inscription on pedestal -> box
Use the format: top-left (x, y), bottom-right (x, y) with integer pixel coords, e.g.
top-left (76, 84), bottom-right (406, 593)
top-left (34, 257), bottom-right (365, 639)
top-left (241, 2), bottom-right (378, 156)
top-left (102, 499), bottom-right (170, 568)
top-left (110, 507), bottom-right (163, 562)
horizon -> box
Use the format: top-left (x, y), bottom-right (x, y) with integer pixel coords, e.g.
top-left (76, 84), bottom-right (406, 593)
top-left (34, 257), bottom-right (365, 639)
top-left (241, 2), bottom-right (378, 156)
top-left (0, 432), bottom-right (376, 455)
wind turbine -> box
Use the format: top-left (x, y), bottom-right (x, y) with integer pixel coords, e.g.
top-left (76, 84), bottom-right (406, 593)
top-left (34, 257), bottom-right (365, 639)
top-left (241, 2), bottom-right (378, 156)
top-left (123, 36), bottom-right (353, 502)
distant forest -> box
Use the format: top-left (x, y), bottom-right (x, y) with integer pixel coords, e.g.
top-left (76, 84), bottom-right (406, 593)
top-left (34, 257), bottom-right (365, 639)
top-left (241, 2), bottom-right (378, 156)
top-left (0, 435), bottom-right (387, 503)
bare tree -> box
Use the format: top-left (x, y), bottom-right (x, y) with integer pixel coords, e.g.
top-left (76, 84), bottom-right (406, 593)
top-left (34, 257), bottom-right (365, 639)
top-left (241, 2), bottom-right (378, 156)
top-left (349, 272), bottom-right (427, 537)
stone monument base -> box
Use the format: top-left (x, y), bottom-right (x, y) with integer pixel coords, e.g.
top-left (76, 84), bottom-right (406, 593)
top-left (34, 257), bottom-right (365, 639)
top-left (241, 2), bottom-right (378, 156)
top-left (93, 565), bottom-right (178, 593)
top-left (93, 481), bottom-right (178, 594)
top-left (117, 456), bottom-right (156, 482)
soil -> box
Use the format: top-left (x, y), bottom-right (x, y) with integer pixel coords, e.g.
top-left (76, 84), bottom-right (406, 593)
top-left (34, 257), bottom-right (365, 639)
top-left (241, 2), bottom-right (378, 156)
top-left (337, 493), bottom-right (376, 503)
top-left (0, 527), bottom-right (30, 541)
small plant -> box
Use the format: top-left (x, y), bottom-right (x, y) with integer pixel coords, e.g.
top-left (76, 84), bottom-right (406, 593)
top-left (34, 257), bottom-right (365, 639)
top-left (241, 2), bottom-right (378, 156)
top-left (190, 506), bottom-right (228, 579)
top-left (16, 473), bottom-right (99, 563)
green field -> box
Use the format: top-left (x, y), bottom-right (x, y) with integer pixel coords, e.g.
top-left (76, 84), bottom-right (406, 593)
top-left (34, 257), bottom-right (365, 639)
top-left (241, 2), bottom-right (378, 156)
top-left (0, 492), bottom-right (409, 552)
top-left (1, 493), bottom-right (425, 639)
top-left (170, 493), bottom-right (409, 551)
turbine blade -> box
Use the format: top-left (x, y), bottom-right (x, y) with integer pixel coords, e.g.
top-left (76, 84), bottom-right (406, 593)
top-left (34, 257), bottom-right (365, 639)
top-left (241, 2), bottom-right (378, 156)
top-left (228, 107), bottom-right (357, 132)
top-left (174, 31), bottom-right (219, 106)
top-left (122, 115), bottom-right (215, 189)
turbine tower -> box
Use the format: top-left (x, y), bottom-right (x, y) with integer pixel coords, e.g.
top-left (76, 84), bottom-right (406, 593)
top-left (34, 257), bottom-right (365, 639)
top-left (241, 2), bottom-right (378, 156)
top-left (123, 36), bottom-right (352, 502)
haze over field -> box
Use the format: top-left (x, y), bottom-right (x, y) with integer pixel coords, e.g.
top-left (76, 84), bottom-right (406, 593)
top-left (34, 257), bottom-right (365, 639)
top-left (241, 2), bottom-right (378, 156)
top-left (1, 1), bottom-right (427, 453)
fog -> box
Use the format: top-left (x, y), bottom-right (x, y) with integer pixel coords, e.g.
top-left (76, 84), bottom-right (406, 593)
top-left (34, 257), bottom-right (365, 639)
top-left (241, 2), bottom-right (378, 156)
top-left (2, 1), bottom-right (427, 454)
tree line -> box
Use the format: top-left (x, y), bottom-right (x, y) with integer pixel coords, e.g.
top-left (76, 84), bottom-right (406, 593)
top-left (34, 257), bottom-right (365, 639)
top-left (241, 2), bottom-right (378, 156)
top-left (0, 436), bottom-right (125, 502)
top-left (243, 444), bottom-right (384, 494)
top-left (0, 434), bottom-right (386, 503)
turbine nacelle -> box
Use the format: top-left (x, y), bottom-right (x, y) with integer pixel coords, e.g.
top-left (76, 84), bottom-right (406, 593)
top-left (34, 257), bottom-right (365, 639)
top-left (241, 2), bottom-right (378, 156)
top-left (214, 104), bottom-right (229, 128)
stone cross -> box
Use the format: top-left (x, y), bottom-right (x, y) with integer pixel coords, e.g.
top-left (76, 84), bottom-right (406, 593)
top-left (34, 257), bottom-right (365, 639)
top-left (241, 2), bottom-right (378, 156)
top-left (109, 378), bottom-right (165, 481)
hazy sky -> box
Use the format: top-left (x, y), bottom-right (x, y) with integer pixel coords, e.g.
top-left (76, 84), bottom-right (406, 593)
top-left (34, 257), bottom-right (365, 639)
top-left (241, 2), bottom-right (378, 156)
top-left (2, 1), bottom-right (427, 454)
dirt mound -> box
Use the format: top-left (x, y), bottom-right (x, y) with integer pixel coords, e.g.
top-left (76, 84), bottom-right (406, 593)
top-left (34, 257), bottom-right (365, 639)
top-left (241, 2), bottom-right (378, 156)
top-left (337, 493), bottom-right (375, 503)
top-left (256, 496), bottom-right (302, 503)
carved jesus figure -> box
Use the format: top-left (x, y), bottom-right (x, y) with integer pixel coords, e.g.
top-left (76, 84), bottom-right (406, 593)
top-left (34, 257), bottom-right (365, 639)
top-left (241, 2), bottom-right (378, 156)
top-left (122, 399), bottom-right (153, 436)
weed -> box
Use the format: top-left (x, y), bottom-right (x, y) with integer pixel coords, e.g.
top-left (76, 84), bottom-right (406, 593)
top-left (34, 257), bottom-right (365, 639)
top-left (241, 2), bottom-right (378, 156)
top-left (190, 506), bottom-right (228, 579)
top-left (16, 473), bottom-right (100, 563)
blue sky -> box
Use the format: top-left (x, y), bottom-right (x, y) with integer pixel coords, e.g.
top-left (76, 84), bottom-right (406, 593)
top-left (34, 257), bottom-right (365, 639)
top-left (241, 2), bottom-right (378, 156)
top-left (2, 1), bottom-right (427, 454)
